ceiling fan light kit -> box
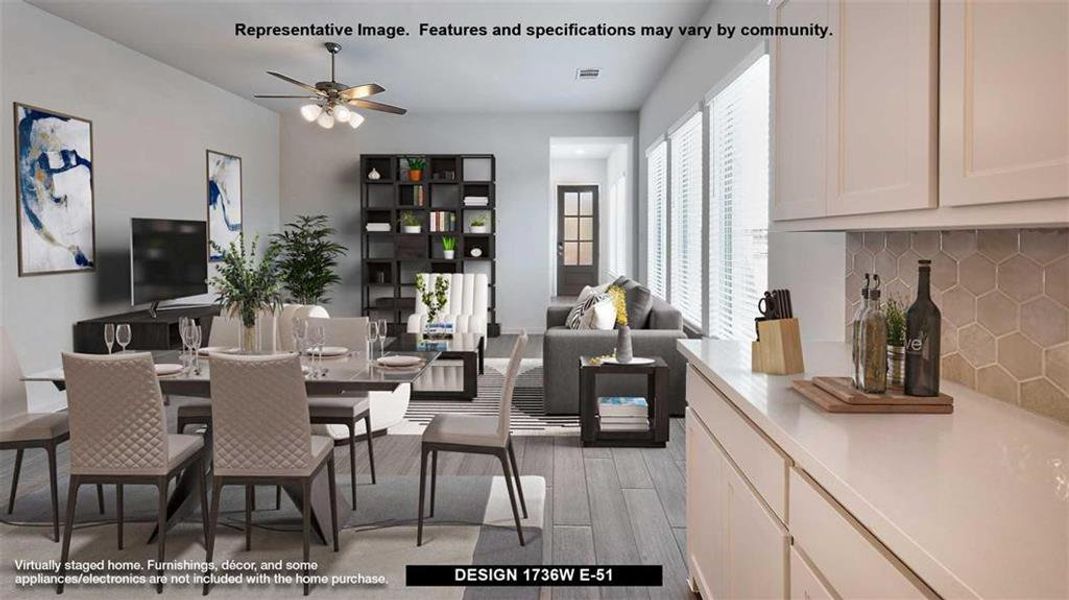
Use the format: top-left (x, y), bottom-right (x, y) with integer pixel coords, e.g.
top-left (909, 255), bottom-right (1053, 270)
top-left (255, 41), bottom-right (407, 131)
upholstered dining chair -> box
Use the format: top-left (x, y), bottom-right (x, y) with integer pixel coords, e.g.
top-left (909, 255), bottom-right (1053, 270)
top-left (417, 331), bottom-right (528, 546)
top-left (204, 353), bottom-right (338, 596)
top-left (0, 328), bottom-right (104, 542)
top-left (58, 352), bottom-right (208, 594)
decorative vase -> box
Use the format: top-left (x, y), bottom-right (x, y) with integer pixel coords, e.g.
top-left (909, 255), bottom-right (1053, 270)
top-left (470, 225), bottom-right (488, 234)
top-left (887, 345), bottom-right (905, 387)
top-left (403, 225), bottom-right (421, 234)
top-left (239, 322), bottom-right (259, 354)
top-left (616, 325), bottom-right (633, 363)
top-left (443, 250), bottom-right (455, 260)
top-left (368, 168), bottom-right (381, 180)
top-left (408, 169), bottom-right (422, 182)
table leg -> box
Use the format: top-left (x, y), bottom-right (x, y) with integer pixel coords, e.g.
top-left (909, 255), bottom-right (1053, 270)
top-left (580, 368), bottom-right (597, 445)
top-left (463, 352), bottom-right (478, 399)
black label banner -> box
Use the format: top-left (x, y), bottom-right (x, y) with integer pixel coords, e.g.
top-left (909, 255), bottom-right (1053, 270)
top-left (406, 565), bottom-right (662, 587)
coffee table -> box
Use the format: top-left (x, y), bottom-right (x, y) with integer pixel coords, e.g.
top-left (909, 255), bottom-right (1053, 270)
top-left (386, 333), bottom-right (485, 400)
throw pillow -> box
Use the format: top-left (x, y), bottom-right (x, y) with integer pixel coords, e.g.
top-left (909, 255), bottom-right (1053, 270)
top-left (567, 290), bottom-right (605, 329)
top-left (615, 277), bottom-right (654, 329)
top-left (577, 294), bottom-right (617, 330)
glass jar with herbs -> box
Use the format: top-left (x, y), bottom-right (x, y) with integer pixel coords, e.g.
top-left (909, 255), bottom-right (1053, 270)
top-left (885, 295), bottom-right (907, 388)
top-left (857, 278), bottom-right (888, 394)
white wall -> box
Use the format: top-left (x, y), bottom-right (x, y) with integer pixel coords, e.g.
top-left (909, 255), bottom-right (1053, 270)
top-left (550, 157), bottom-right (608, 287)
top-left (279, 111), bottom-right (637, 332)
top-left (637, 0), bottom-right (845, 340)
top-left (1, 1), bottom-right (280, 410)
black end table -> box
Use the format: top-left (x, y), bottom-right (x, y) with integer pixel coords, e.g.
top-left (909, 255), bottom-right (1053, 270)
top-left (579, 356), bottom-right (669, 447)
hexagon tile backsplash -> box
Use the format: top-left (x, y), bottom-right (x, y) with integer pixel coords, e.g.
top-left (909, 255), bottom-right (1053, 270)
top-left (845, 229), bottom-right (1069, 424)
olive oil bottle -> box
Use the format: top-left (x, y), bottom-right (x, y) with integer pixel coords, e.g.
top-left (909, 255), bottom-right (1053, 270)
top-left (905, 260), bottom-right (941, 396)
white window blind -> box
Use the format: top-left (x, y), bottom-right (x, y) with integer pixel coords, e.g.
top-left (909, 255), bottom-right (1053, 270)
top-left (607, 175), bottom-right (627, 280)
top-left (708, 54), bottom-right (770, 340)
top-left (646, 141), bottom-right (668, 299)
top-left (669, 112), bottom-right (704, 326)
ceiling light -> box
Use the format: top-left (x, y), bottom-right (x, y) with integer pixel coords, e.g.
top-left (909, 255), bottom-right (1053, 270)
top-left (300, 104), bottom-right (322, 122)
top-left (348, 111), bottom-right (365, 129)
top-left (576, 148), bottom-right (586, 155)
top-left (334, 105), bottom-right (352, 123)
top-left (316, 112), bottom-right (335, 129)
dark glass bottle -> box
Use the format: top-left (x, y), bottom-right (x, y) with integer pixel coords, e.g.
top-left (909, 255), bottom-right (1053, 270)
top-left (905, 260), bottom-right (941, 396)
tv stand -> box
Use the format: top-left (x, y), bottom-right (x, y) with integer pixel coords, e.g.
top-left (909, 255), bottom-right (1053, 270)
top-left (73, 305), bottom-right (220, 353)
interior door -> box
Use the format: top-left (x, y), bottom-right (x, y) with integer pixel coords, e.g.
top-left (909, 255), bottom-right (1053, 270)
top-left (557, 185), bottom-right (599, 296)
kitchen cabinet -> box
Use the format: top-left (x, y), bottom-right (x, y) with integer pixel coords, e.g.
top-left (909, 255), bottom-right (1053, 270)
top-left (940, 0), bottom-right (1069, 207)
top-left (685, 412), bottom-right (725, 599)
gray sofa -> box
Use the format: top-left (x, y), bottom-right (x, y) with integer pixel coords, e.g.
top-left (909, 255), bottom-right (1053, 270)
top-left (543, 292), bottom-right (688, 415)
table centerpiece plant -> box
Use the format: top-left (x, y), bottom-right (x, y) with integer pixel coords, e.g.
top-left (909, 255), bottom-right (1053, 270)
top-left (415, 273), bottom-right (450, 337)
top-left (210, 233), bottom-right (283, 353)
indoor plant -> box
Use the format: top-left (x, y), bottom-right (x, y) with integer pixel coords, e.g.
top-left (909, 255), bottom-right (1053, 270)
top-left (270, 214), bottom-right (347, 305)
top-left (885, 295), bottom-right (906, 387)
top-left (469, 215), bottom-right (488, 234)
top-left (210, 234), bottom-right (283, 353)
top-left (415, 273), bottom-right (450, 336)
top-left (441, 236), bottom-right (456, 260)
top-left (400, 211), bottom-right (422, 233)
top-left (406, 157), bottom-right (426, 182)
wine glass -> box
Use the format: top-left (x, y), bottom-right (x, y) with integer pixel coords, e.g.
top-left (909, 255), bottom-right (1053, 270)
top-left (377, 319), bottom-right (388, 356)
top-left (309, 325), bottom-right (326, 377)
top-left (292, 318), bottom-right (308, 355)
top-left (116, 324), bottom-right (131, 353)
top-left (189, 325), bottom-right (202, 375)
top-left (178, 317), bottom-right (191, 358)
top-left (367, 321), bottom-right (381, 362)
top-left (103, 323), bottom-right (115, 355)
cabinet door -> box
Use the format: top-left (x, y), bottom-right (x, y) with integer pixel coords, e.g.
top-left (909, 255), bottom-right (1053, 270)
top-left (940, 0), bottom-right (1069, 206)
top-left (686, 411), bottom-right (726, 599)
top-left (771, 0), bottom-right (831, 220)
top-left (825, 0), bottom-right (937, 216)
top-left (723, 446), bottom-right (790, 599)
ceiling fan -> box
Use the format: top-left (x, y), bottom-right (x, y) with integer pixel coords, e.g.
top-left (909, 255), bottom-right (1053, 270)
top-left (255, 42), bottom-right (406, 129)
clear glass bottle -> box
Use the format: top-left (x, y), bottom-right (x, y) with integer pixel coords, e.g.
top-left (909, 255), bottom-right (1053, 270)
top-left (852, 274), bottom-right (871, 388)
top-left (858, 285), bottom-right (888, 394)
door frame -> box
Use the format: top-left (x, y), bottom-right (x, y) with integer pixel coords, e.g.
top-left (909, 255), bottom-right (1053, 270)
top-left (556, 184), bottom-right (600, 296)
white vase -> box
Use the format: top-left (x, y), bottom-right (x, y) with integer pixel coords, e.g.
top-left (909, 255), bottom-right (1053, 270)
top-left (368, 168), bottom-right (381, 180)
top-left (402, 225), bottom-right (421, 234)
top-left (443, 250), bottom-right (455, 259)
top-left (470, 225), bottom-right (488, 234)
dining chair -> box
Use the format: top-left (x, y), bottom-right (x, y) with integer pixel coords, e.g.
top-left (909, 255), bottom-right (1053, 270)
top-left (0, 328), bottom-right (105, 542)
top-left (305, 317), bottom-right (377, 502)
top-left (205, 353), bottom-right (338, 596)
top-left (57, 352), bottom-right (208, 594)
top-left (417, 331), bottom-right (528, 546)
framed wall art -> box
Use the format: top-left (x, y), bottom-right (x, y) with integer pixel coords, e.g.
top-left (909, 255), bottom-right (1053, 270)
top-left (206, 149), bottom-right (242, 261)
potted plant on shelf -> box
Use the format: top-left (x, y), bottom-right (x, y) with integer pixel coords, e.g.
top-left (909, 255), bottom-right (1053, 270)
top-left (415, 273), bottom-right (450, 337)
top-left (469, 215), bottom-right (488, 234)
top-left (400, 211), bottom-right (422, 234)
top-left (441, 236), bottom-right (456, 260)
top-left (210, 234), bottom-right (283, 353)
top-left (885, 295), bottom-right (907, 387)
top-left (271, 215), bottom-right (347, 305)
top-left (406, 157), bottom-right (426, 182)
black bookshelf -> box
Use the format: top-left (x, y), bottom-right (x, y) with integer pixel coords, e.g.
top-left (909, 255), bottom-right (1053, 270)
top-left (360, 154), bottom-right (499, 337)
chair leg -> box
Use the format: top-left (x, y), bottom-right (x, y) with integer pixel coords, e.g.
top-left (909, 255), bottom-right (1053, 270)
top-left (347, 422), bottom-right (357, 506)
top-left (275, 486), bottom-right (282, 511)
top-left (497, 450), bottom-right (525, 546)
top-left (57, 475), bottom-right (80, 594)
top-left (116, 484), bottom-right (124, 550)
top-left (507, 439), bottom-right (528, 518)
top-left (429, 450), bottom-right (438, 518)
top-left (203, 478), bottom-right (222, 596)
top-left (327, 456), bottom-right (339, 552)
top-left (244, 485), bottom-right (253, 551)
top-left (417, 446), bottom-right (428, 546)
top-left (46, 442), bottom-right (60, 543)
top-left (250, 486), bottom-right (257, 512)
top-left (364, 415), bottom-right (377, 485)
top-left (197, 458), bottom-right (209, 547)
top-left (156, 476), bottom-right (168, 593)
top-left (301, 480), bottom-right (311, 596)
top-left (96, 484), bottom-right (105, 514)
top-left (7, 448), bottom-right (23, 514)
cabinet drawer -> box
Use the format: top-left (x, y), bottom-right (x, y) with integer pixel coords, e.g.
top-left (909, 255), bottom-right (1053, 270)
top-left (790, 468), bottom-right (935, 599)
top-left (790, 547), bottom-right (836, 600)
top-left (687, 366), bottom-right (789, 522)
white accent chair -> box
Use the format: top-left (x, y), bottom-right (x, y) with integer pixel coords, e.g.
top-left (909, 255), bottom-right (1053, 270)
top-left (406, 273), bottom-right (489, 337)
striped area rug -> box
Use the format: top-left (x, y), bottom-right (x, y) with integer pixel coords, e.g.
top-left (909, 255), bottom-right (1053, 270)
top-left (392, 358), bottom-right (581, 436)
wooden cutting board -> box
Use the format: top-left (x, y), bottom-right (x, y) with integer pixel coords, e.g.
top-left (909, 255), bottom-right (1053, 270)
top-left (792, 380), bottom-right (953, 414)
top-left (812, 376), bottom-right (953, 406)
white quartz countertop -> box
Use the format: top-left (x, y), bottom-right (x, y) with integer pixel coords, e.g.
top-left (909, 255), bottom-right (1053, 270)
top-left (678, 339), bottom-right (1069, 600)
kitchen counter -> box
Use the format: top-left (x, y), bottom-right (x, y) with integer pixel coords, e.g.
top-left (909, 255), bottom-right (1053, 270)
top-left (678, 339), bottom-right (1069, 599)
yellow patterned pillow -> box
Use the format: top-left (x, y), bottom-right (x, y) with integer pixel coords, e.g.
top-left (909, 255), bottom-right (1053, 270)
top-left (607, 285), bottom-right (628, 327)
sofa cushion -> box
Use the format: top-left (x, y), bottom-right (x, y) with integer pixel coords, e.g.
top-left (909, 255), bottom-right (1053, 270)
top-left (612, 277), bottom-right (654, 329)
top-left (578, 294), bottom-right (617, 330)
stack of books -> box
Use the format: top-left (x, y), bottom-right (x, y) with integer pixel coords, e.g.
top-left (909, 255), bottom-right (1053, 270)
top-left (429, 212), bottom-right (456, 232)
top-left (366, 222), bottom-right (391, 232)
top-left (597, 397), bottom-right (649, 431)
top-left (412, 187), bottom-right (425, 206)
top-left (463, 195), bottom-right (489, 207)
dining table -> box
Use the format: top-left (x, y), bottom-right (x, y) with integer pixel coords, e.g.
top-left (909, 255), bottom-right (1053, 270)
top-left (23, 347), bottom-right (439, 546)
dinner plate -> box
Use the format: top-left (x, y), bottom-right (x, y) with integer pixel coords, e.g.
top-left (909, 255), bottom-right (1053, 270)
top-left (155, 363), bottom-right (184, 376)
top-left (198, 346), bottom-right (239, 356)
top-left (376, 355), bottom-right (423, 368)
top-left (308, 346), bottom-right (349, 357)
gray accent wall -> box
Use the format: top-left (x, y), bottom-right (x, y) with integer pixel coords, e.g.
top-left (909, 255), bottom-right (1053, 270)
top-left (1, 1), bottom-right (280, 411)
top-left (279, 111), bottom-right (637, 332)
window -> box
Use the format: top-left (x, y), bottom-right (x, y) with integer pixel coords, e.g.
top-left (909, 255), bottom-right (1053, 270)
top-left (669, 112), bottom-right (704, 326)
top-left (708, 54), bottom-right (770, 340)
top-left (646, 141), bottom-right (668, 299)
top-left (607, 174), bottom-right (628, 280)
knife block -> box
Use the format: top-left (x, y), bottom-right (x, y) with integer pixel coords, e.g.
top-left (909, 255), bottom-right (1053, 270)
top-left (751, 318), bottom-right (805, 375)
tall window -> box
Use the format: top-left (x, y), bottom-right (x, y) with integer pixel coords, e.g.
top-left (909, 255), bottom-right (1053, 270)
top-left (646, 141), bottom-right (668, 299)
top-left (669, 112), bottom-right (704, 326)
top-left (607, 174), bottom-right (628, 280)
top-left (708, 54), bottom-right (770, 340)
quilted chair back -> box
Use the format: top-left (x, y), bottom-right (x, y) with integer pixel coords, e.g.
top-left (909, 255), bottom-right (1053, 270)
top-left (1, 327), bottom-right (28, 417)
top-left (497, 331), bottom-right (528, 442)
top-left (209, 353), bottom-right (314, 475)
top-left (62, 352), bottom-right (169, 475)
top-left (306, 317), bottom-right (369, 355)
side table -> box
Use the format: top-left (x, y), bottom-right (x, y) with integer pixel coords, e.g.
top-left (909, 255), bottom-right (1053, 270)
top-left (579, 356), bottom-right (669, 447)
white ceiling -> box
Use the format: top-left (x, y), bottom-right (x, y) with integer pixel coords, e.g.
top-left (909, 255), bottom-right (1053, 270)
top-left (29, 0), bottom-right (710, 114)
top-left (550, 136), bottom-right (629, 158)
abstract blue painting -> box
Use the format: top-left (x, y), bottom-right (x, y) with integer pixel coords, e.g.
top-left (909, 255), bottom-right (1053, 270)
top-left (14, 103), bottom-right (95, 275)
top-left (206, 150), bottom-right (242, 261)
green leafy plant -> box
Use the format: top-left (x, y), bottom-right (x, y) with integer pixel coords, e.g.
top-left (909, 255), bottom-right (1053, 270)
top-left (415, 273), bottom-right (450, 324)
top-left (400, 211), bottom-right (421, 227)
top-left (441, 236), bottom-right (457, 251)
top-left (270, 215), bottom-right (347, 305)
top-left (406, 157), bottom-right (427, 171)
top-left (210, 234), bottom-right (283, 328)
top-left (885, 295), bottom-right (907, 347)
top-left (470, 215), bottom-right (487, 227)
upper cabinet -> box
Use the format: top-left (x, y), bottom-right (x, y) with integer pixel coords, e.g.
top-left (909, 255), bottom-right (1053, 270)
top-left (940, 0), bottom-right (1069, 207)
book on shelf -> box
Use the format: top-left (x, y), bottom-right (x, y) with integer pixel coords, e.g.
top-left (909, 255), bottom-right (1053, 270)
top-left (429, 212), bottom-right (456, 232)
top-left (597, 396), bottom-right (648, 418)
top-left (598, 419), bottom-right (650, 432)
top-left (366, 223), bottom-right (391, 232)
top-left (414, 187), bottom-right (425, 206)
top-left (463, 196), bottom-right (489, 206)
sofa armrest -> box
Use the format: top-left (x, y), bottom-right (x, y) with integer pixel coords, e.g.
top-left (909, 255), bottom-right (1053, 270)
top-left (648, 301), bottom-right (683, 330)
top-left (546, 305), bottom-right (572, 329)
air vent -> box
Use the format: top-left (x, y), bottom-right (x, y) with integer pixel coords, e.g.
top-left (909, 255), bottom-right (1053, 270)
top-left (576, 68), bottom-right (601, 80)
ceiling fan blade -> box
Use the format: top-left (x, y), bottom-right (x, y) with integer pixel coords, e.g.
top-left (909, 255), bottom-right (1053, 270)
top-left (254, 94), bottom-right (320, 99)
top-left (266, 71), bottom-right (324, 96)
top-left (339, 83), bottom-right (385, 99)
top-left (346, 98), bottom-right (407, 115)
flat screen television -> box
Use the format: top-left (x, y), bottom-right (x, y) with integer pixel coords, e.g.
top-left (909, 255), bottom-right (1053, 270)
top-left (130, 218), bottom-right (208, 309)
